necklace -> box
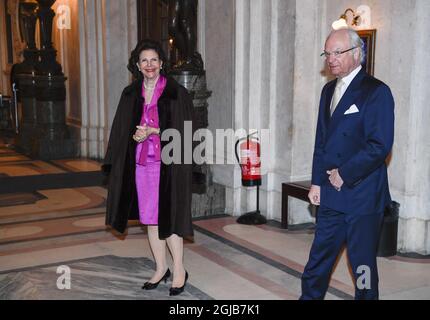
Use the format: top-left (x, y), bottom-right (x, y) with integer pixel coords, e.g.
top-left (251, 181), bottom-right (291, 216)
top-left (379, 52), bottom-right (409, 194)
top-left (144, 83), bottom-right (155, 90)
top-left (144, 77), bottom-right (158, 90)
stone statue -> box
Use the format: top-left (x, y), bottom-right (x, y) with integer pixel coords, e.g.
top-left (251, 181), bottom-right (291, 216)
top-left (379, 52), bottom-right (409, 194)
top-left (19, 2), bottom-right (38, 51)
top-left (12, 2), bottom-right (39, 87)
top-left (163, 0), bottom-right (203, 74)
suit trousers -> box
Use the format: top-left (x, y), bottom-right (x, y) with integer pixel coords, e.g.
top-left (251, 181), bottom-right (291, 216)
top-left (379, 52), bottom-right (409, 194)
top-left (300, 205), bottom-right (384, 300)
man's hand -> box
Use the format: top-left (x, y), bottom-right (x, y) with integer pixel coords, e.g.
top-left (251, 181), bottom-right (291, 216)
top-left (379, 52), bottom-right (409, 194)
top-left (308, 185), bottom-right (321, 205)
top-left (326, 169), bottom-right (344, 191)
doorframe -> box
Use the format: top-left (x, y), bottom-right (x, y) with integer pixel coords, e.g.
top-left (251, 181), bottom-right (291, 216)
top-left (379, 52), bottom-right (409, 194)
top-left (0, 0), bottom-right (13, 95)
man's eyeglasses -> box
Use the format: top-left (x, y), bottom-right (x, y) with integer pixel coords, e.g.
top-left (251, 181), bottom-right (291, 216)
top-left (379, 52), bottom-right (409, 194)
top-left (320, 46), bottom-right (357, 58)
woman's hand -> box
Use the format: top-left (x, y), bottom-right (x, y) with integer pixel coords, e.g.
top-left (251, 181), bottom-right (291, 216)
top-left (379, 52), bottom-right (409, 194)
top-left (133, 124), bottom-right (148, 143)
top-left (132, 124), bottom-right (160, 143)
top-left (145, 126), bottom-right (160, 136)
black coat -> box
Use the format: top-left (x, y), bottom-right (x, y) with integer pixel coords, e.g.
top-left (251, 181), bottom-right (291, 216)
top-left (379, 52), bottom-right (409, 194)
top-left (103, 77), bottom-right (194, 239)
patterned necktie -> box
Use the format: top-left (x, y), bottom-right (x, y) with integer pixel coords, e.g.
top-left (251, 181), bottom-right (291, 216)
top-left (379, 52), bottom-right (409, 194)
top-left (330, 79), bottom-right (344, 116)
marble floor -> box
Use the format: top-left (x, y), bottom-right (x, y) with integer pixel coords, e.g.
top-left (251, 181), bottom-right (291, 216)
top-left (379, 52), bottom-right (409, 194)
top-left (0, 140), bottom-right (429, 300)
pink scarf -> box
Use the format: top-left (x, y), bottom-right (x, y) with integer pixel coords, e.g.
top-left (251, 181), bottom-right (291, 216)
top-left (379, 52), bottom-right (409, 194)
top-left (137, 75), bottom-right (166, 165)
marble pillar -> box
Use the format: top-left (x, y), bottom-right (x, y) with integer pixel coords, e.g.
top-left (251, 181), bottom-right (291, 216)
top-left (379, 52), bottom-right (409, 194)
top-left (79, 0), bottom-right (137, 159)
top-left (220, 0), bottom-right (298, 222)
top-left (171, 71), bottom-right (212, 194)
top-left (51, 0), bottom-right (82, 129)
top-left (204, 0), bottom-right (235, 207)
top-left (19, 0), bottom-right (77, 160)
top-left (392, 0), bottom-right (430, 254)
top-left (286, 0), bottom-right (327, 225)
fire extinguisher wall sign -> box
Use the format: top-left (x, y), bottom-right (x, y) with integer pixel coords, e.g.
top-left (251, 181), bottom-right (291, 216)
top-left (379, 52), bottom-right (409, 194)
top-left (235, 132), bottom-right (262, 187)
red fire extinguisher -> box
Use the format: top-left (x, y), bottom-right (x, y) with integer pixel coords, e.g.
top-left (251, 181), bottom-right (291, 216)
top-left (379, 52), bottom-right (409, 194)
top-left (235, 131), bottom-right (262, 187)
top-left (235, 131), bottom-right (266, 225)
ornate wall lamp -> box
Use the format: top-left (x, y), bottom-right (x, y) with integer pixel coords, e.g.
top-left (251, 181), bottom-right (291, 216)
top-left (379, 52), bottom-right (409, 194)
top-left (332, 5), bottom-right (372, 30)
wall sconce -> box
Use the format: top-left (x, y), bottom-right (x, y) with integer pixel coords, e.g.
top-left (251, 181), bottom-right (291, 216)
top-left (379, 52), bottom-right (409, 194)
top-left (332, 5), bottom-right (371, 30)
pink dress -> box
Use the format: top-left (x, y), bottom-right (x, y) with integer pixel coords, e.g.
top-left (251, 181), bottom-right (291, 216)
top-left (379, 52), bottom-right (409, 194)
top-left (135, 76), bottom-right (166, 225)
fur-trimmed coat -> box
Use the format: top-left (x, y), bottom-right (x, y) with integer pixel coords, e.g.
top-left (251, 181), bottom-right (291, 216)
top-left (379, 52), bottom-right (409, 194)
top-left (103, 77), bottom-right (194, 239)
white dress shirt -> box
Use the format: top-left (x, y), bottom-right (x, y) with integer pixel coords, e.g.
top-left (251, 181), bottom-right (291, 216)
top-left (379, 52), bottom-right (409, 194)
top-left (333, 65), bottom-right (362, 104)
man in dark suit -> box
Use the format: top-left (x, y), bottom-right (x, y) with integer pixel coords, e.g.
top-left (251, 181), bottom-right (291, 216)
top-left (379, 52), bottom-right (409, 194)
top-left (300, 28), bottom-right (395, 300)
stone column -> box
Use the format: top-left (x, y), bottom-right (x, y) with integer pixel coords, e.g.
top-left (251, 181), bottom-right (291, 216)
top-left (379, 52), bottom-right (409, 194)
top-left (15, 0), bottom-right (77, 159)
top-left (286, 0), bottom-right (327, 225)
top-left (229, 0), bottom-right (298, 222)
top-left (395, 0), bottom-right (430, 254)
top-left (79, 0), bottom-right (137, 159)
top-left (171, 70), bottom-right (212, 195)
top-left (162, 0), bottom-right (213, 195)
top-left (203, 0), bottom-right (234, 201)
top-left (34, 73), bottom-right (77, 158)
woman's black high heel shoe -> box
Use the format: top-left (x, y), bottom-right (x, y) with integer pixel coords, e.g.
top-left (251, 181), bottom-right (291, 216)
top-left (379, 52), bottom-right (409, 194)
top-left (142, 269), bottom-right (171, 290)
top-left (169, 271), bottom-right (188, 296)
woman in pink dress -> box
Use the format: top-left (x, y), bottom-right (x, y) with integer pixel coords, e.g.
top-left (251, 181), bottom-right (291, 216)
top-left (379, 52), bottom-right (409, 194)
top-left (104, 40), bottom-right (194, 296)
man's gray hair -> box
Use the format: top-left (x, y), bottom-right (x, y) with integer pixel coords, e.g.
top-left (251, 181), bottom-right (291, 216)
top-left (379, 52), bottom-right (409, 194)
top-left (346, 28), bottom-right (366, 64)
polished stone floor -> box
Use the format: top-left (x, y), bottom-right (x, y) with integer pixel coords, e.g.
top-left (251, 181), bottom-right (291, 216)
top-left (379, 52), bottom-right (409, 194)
top-left (0, 140), bottom-right (429, 300)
